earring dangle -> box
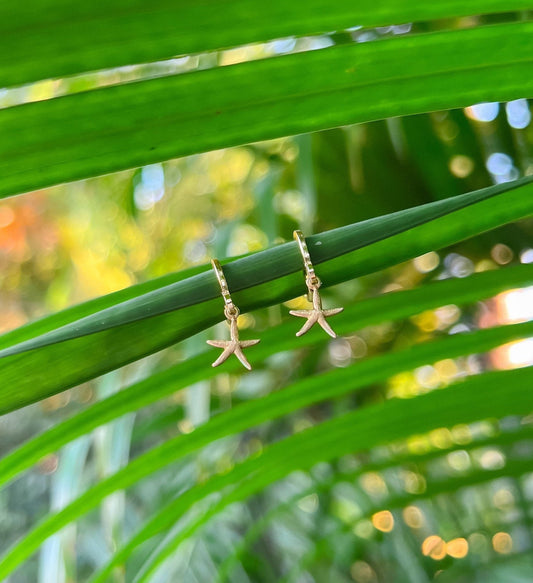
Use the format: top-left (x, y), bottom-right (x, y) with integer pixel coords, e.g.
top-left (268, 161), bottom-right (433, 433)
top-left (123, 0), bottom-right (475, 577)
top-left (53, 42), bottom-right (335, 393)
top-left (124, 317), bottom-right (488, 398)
top-left (289, 230), bottom-right (344, 338)
top-left (207, 259), bottom-right (260, 370)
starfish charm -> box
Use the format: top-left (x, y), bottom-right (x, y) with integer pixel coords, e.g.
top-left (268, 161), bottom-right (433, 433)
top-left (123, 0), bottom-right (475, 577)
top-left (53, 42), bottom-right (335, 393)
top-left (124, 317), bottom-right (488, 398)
top-left (290, 287), bottom-right (344, 338)
top-left (207, 317), bottom-right (260, 370)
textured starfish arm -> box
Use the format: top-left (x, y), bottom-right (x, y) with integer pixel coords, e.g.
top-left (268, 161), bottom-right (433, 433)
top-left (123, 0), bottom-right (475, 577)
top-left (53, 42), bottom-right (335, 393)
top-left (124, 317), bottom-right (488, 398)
top-left (240, 339), bottom-right (261, 347)
top-left (295, 313), bottom-right (319, 337)
top-left (210, 344), bottom-right (235, 367)
top-left (234, 346), bottom-right (253, 370)
top-left (206, 340), bottom-right (230, 348)
top-left (317, 314), bottom-right (337, 338)
top-left (289, 309), bottom-right (312, 318)
top-left (323, 307), bottom-right (344, 316)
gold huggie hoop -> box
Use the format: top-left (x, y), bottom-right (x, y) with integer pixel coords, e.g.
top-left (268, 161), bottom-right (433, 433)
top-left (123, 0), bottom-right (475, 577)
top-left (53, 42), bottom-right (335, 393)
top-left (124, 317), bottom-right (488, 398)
top-left (289, 230), bottom-right (344, 338)
top-left (211, 259), bottom-right (240, 320)
top-left (293, 230), bottom-right (321, 292)
top-left (207, 259), bottom-right (260, 370)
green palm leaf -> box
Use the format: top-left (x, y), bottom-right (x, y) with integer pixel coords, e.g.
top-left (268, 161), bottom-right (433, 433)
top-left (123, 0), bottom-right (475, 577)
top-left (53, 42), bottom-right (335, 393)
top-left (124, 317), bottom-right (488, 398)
top-left (4, 0), bottom-right (528, 87)
top-left (89, 367), bottom-right (533, 582)
top-left (0, 267), bottom-right (531, 489)
top-left (1, 176), bottom-right (533, 414)
top-left (2, 21), bottom-right (533, 198)
top-left (217, 423), bottom-right (533, 582)
top-left (1, 324), bottom-right (532, 579)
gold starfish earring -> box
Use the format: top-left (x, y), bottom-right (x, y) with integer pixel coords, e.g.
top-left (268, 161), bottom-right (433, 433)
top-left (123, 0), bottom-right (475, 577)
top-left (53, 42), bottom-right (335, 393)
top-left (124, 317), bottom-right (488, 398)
top-left (289, 230), bottom-right (344, 338)
top-left (207, 259), bottom-right (260, 370)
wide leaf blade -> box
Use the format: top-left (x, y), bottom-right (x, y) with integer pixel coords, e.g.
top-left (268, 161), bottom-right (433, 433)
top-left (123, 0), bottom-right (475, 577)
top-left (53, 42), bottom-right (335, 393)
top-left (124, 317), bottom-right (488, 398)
top-left (85, 367), bottom-right (533, 581)
top-left (1, 296), bottom-right (532, 488)
top-left (2, 333), bottom-right (533, 580)
top-left (1, 176), bottom-right (532, 413)
top-left (2, 0), bottom-right (529, 87)
top-left (2, 22), bottom-right (533, 198)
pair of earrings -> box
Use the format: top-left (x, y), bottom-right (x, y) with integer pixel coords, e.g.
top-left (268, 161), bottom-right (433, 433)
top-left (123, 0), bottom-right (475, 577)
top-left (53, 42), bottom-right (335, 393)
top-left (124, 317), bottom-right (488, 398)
top-left (207, 230), bottom-right (344, 370)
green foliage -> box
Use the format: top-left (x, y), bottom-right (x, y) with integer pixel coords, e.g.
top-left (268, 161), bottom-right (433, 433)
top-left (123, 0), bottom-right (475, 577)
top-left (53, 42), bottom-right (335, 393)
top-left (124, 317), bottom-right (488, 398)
top-left (1, 176), bottom-right (532, 413)
top-left (4, 0), bottom-right (529, 87)
top-left (2, 21), bottom-right (533, 198)
top-left (1, 2), bottom-right (533, 582)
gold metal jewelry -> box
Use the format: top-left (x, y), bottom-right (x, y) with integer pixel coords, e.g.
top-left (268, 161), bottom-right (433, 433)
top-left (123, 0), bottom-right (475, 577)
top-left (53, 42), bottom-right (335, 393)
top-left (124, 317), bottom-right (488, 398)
top-left (207, 259), bottom-right (260, 370)
top-left (289, 230), bottom-right (344, 338)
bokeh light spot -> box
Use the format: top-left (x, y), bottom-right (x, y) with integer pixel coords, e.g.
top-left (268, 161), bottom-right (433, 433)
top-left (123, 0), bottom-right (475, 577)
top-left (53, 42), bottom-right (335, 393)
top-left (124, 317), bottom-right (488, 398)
top-left (435, 305), bottom-right (461, 328)
top-left (297, 493), bottom-right (319, 513)
top-left (353, 519), bottom-right (374, 539)
top-left (414, 251), bottom-right (440, 273)
top-left (411, 311), bottom-right (439, 333)
top-left (447, 538), bottom-right (468, 559)
top-left (422, 535), bottom-right (447, 560)
top-left (415, 365), bottom-right (440, 390)
top-left (491, 243), bottom-right (513, 265)
top-left (177, 419), bottom-right (194, 434)
top-left (520, 248), bottom-right (533, 264)
top-left (434, 358), bottom-right (458, 381)
top-left (493, 488), bottom-right (514, 510)
top-left (506, 99), bottom-right (531, 129)
top-left (402, 470), bottom-right (426, 494)
top-left (486, 152), bottom-right (513, 176)
top-left (501, 288), bottom-right (533, 322)
top-left (449, 155), bottom-right (474, 178)
top-left (134, 163), bottom-right (166, 210)
top-left (492, 532), bottom-right (513, 554)
top-left (329, 338), bottom-right (353, 367)
top-left (506, 339), bottom-right (533, 367)
top-left (350, 560), bottom-right (377, 583)
top-left (371, 510), bottom-right (394, 532)
top-left (402, 505), bottom-right (425, 528)
top-left (37, 453), bottom-right (59, 475)
top-left (451, 424), bottom-right (472, 445)
top-left (447, 450), bottom-right (471, 472)
top-left (466, 102), bottom-right (499, 122)
top-left (429, 428), bottom-right (453, 449)
top-left (445, 253), bottom-right (474, 278)
top-left (361, 472), bottom-right (387, 496)
top-left (479, 449), bottom-right (505, 470)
